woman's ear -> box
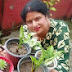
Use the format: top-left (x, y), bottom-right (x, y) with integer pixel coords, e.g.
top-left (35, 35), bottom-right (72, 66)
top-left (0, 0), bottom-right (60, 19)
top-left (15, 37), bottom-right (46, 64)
top-left (45, 14), bottom-right (48, 19)
top-left (45, 15), bottom-right (49, 21)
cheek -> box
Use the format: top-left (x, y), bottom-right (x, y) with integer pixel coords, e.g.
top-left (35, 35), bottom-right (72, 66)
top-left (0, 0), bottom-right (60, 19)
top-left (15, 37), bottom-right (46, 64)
top-left (39, 19), bottom-right (47, 27)
top-left (27, 25), bottom-right (33, 31)
top-left (40, 18), bottom-right (47, 25)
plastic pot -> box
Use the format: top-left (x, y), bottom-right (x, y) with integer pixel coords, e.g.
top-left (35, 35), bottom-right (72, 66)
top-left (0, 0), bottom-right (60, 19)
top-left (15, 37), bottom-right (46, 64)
top-left (17, 56), bottom-right (49, 72)
top-left (35, 50), bottom-right (57, 71)
top-left (0, 56), bottom-right (14, 72)
top-left (4, 38), bottom-right (31, 68)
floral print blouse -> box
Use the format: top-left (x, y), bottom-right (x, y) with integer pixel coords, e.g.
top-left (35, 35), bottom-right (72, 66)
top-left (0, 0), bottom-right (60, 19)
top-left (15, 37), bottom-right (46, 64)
top-left (41, 19), bottom-right (70, 72)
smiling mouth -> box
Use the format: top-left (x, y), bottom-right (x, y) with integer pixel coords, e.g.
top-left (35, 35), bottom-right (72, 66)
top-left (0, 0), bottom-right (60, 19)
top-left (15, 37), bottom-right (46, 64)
top-left (34, 27), bottom-right (40, 32)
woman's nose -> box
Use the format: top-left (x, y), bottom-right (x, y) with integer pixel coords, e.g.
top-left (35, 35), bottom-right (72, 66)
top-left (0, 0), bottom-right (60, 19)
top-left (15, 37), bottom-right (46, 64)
top-left (32, 20), bottom-right (38, 27)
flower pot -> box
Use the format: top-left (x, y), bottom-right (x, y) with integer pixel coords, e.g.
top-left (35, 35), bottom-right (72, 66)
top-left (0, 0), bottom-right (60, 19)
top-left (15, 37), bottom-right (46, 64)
top-left (0, 56), bottom-right (14, 72)
top-left (4, 38), bottom-right (31, 68)
top-left (45, 58), bottom-right (57, 71)
top-left (35, 50), bottom-right (57, 71)
top-left (17, 56), bottom-right (49, 72)
top-left (35, 50), bottom-right (42, 59)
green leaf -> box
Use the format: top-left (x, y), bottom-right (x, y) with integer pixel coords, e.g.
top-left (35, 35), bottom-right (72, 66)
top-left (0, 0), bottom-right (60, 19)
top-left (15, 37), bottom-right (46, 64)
top-left (30, 45), bottom-right (63, 71)
top-left (20, 25), bottom-right (24, 38)
top-left (48, 2), bottom-right (53, 6)
top-left (51, 0), bottom-right (55, 2)
top-left (54, 51), bottom-right (64, 58)
top-left (30, 55), bottom-right (44, 70)
top-left (18, 25), bottom-right (24, 49)
top-left (43, 0), bottom-right (60, 11)
top-left (0, 59), bottom-right (7, 70)
top-left (18, 37), bottom-right (23, 49)
top-left (50, 7), bottom-right (56, 11)
top-left (43, 1), bottom-right (48, 4)
top-left (30, 56), bottom-right (38, 65)
top-left (57, 0), bottom-right (60, 2)
top-left (47, 46), bottom-right (54, 57)
top-left (43, 1), bottom-right (49, 7)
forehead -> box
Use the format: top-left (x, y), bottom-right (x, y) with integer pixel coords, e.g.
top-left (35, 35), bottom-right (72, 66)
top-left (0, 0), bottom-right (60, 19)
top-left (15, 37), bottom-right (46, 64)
top-left (26, 11), bottom-right (44, 21)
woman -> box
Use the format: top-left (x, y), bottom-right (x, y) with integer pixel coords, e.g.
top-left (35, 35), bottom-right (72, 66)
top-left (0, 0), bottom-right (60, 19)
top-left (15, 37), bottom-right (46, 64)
top-left (21, 0), bottom-right (70, 72)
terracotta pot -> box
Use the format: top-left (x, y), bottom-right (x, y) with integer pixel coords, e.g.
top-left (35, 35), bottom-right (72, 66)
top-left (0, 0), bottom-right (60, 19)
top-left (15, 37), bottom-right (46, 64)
top-left (4, 38), bottom-right (31, 68)
top-left (17, 56), bottom-right (49, 72)
top-left (0, 56), bottom-right (14, 72)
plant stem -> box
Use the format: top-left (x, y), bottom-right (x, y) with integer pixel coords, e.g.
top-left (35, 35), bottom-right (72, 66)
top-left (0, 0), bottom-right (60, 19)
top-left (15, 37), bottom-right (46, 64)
top-left (32, 61), bottom-right (34, 72)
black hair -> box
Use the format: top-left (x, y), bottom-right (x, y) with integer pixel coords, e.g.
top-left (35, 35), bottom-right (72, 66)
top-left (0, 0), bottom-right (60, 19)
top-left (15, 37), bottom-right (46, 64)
top-left (21, 0), bottom-right (49, 22)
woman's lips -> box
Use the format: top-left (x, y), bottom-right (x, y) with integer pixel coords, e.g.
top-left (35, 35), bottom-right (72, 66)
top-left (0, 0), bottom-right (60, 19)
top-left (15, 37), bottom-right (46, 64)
top-left (34, 27), bottom-right (40, 31)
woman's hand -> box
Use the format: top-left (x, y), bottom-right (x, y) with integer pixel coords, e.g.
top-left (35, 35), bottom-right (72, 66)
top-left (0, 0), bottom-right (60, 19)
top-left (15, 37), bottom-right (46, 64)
top-left (50, 69), bottom-right (58, 72)
top-left (0, 47), bottom-right (6, 57)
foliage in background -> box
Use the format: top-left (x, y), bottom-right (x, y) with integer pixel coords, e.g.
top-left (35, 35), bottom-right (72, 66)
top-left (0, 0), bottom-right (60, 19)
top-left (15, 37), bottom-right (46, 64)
top-left (30, 45), bottom-right (63, 72)
top-left (43, 0), bottom-right (60, 11)
top-left (0, 59), bottom-right (7, 70)
top-left (0, 31), bottom-right (2, 36)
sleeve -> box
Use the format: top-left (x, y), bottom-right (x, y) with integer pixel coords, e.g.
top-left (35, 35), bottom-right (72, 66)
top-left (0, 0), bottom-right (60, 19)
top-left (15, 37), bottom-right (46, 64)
top-left (53, 21), bottom-right (70, 52)
top-left (53, 21), bottom-right (70, 72)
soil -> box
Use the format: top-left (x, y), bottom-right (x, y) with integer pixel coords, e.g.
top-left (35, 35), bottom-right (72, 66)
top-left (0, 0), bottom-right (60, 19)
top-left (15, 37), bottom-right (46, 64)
top-left (7, 43), bottom-right (27, 55)
top-left (1, 62), bottom-right (10, 72)
top-left (47, 62), bottom-right (54, 67)
top-left (36, 51), bottom-right (42, 58)
top-left (19, 60), bottom-right (43, 72)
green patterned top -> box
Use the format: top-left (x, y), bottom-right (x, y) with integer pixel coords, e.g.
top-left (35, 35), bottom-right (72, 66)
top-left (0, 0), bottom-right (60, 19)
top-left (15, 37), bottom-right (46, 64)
top-left (41, 19), bottom-right (70, 72)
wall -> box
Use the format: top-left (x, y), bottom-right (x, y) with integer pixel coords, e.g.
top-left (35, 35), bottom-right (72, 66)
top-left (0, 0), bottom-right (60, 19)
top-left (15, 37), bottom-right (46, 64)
top-left (1, 0), bottom-right (72, 35)
top-left (50, 0), bottom-right (72, 18)
top-left (0, 0), bottom-right (2, 30)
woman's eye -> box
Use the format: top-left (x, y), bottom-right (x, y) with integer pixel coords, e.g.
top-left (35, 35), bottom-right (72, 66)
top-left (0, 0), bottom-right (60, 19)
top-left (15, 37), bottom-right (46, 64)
top-left (27, 21), bottom-right (32, 24)
top-left (35, 17), bottom-right (41, 21)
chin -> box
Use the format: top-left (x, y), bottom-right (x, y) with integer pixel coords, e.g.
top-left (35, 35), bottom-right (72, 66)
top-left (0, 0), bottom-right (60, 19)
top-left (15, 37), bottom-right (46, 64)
top-left (36, 31), bottom-right (42, 36)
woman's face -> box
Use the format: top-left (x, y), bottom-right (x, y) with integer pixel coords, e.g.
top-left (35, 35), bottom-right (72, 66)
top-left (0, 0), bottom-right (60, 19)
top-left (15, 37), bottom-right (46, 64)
top-left (26, 11), bottom-right (50, 37)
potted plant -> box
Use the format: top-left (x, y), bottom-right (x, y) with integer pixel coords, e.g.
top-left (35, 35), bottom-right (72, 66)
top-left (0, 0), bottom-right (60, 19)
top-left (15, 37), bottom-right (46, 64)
top-left (17, 56), bottom-right (49, 72)
top-left (35, 45), bottom-right (63, 71)
top-left (35, 50), bottom-right (57, 71)
top-left (4, 38), bottom-right (31, 68)
top-left (4, 25), bottom-right (43, 68)
top-left (0, 56), bottom-right (14, 72)
top-left (4, 25), bottom-right (31, 68)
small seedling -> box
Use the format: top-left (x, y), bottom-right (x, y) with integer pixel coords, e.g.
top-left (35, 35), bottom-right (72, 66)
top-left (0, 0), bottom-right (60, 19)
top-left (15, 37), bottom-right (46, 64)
top-left (30, 45), bottom-right (63, 72)
top-left (18, 25), bottom-right (40, 50)
top-left (0, 59), bottom-right (7, 70)
top-left (18, 25), bottom-right (24, 49)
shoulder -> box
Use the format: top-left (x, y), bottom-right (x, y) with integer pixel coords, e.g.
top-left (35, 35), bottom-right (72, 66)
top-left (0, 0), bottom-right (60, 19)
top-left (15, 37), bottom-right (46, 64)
top-left (50, 18), bottom-right (70, 32)
top-left (50, 18), bottom-right (67, 25)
